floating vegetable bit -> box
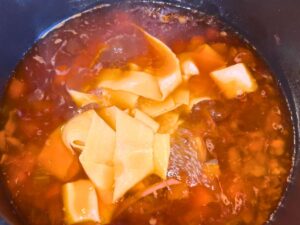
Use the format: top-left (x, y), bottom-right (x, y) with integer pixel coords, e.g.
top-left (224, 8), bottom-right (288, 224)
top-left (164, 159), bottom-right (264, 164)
top-left (210, 63), bottom-right (258, 99)
top-left (62, 180), bottom-right (101, 224)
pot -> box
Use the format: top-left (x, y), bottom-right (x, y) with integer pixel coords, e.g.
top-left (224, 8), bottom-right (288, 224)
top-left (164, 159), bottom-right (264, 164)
top-left (0, 0), bottom-right (299, 224)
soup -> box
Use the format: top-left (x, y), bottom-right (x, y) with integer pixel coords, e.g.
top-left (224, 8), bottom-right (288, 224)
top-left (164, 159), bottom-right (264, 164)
top-left (0, 3), bottom-right (293, 225)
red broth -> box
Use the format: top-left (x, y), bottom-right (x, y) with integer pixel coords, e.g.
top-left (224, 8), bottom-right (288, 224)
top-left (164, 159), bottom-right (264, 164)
top-left (0, 3), bottom-right (293, 225)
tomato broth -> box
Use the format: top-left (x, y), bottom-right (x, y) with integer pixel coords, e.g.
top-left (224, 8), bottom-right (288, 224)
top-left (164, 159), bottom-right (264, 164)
top-left (0, 3), bottom-right (293, 225)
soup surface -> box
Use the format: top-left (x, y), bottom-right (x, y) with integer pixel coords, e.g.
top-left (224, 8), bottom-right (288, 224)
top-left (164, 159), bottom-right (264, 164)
top-left (0, 3), bottom-right (293, 225)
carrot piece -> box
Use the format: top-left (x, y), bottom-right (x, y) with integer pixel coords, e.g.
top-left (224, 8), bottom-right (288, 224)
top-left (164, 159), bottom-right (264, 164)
top-left (46, 183), bottom-right (61, 199)
top-left (0, 131), bottom-right (5, 151)
top-left (38, 127), bottom-right (80, 181)
top-left (4, 111), bottom-right (16, 136)
top-left (205, 27), bottom-right (220, 41)
top-left (192, 186), bottom-right (215, 207)
top-left (5, 136), bottom-right (23, 150)
top-left (167, 183), bottom-right (189, 200)
top-left (193, 44), bottom-right (226, 73)
top-left (187, 36), bottom-right (205, 51)
top-left (54, 74), bottom-right (68, 86)
top-left (171, 39), bottom-right (186, 54)
top-left (210, 43), bottom-right (229, 57)
top-left (8, 78), bottom-right (25, 99)
top-left (18, 121), bottom-right (39, 139)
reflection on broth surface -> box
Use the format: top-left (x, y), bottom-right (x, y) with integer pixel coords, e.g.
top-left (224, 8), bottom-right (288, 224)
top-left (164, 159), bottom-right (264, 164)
top-left (0, 3), bottom-right (293, 225)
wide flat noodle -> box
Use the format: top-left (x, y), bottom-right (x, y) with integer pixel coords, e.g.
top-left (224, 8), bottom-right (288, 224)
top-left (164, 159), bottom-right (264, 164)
top-left (132, 108), bottom-right (160, 132)
top-left (97, 27), bottom-right (182, 101)
top-left (108, 89), bottom-right (139, 109)
top-left (98, 69), bottom-right (161, 100)
top-left (113, 109), bottom-right (154, 202)
top-left (75, 111), bottom-right (116, 220)
top-left (153, 133), bottom-right (170, 179)
top-left (140, 27), bottom-right (182, 100)
top-left (68, 88), bottom-right (138, 109)
top-left (172, 85), bottom-right (190, 106)
top-left (67, 89), bottom-right (103, 107)
top-left (80, 112), bottom-right (115, 165)
top-left (138, 85), bottom-right (189, 117)
top-left (97, 106), bottom-right (122, 130)
top-left (79, 159), bottom-right (114, 204)
top-left (138, 96), bottom-right (175, 118)
top-left (62, 110), bottom-right (96, 152)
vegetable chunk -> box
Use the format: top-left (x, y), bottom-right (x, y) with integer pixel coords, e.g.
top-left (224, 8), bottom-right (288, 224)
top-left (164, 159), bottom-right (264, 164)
top-left (178, 44), bottom-right (226, 76)
top-left (210, 63), bottom-right (258, 98)
top-left (194, 44), bottom-right (226, 73)
top-left (62, 180), bottom-right (101, 224)
top-left (38, 127), bottom-right (80, 181)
